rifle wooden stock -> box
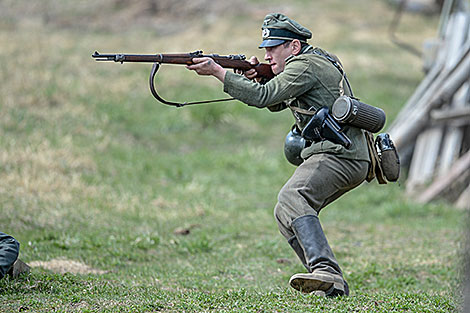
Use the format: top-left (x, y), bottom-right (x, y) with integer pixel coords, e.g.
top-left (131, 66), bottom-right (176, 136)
top-left (92, 51), bottom-right (274, 81)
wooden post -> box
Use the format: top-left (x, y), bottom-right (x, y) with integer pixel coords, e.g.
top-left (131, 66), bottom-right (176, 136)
top-left (387, 5), bottom-right (470, 205)
top-left (403, 13), bottom-right (469, 192)
top-left (390, 43), bottom-right (470, 150)
top-left (416, 150), bottom-right (470, 203)
top-left (438, 16), bottom-right (470, 175)
top-left (406, 127), bottom-right (443, 192)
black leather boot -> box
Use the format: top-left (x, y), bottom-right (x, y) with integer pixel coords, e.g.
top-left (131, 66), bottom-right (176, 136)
top-left (288, 214), bottom-right (346, 295)
top-left (287, 236), bottom-right (309, 271)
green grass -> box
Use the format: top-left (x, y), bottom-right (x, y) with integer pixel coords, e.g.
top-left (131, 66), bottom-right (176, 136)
top-left (0, 0), bottom-right (466, 312)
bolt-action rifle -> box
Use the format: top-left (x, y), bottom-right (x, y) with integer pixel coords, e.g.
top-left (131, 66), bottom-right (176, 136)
top-left (92, 50), bottom-right (274, 107)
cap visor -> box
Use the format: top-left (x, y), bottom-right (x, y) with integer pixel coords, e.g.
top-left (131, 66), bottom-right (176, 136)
top-left (259, 39), bottom-right (286, 48)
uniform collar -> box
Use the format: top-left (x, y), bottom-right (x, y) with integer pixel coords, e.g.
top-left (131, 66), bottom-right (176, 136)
top-left (285, 45), bottom-right (313, 62)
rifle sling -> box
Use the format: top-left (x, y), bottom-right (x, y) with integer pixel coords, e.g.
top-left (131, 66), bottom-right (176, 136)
top-left (149, 62), bottom-right (235, 107)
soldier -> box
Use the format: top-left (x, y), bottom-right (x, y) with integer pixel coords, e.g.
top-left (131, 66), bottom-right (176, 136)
top-left (187, 13), bottom-right (370, 297)
top-left (0, 232), bottom-right (20, 280)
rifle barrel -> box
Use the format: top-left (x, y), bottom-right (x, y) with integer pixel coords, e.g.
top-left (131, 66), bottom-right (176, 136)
top-left (92, 51), bottom-right (274, 80)
top-left (92, 51), bottom-right (164, 63)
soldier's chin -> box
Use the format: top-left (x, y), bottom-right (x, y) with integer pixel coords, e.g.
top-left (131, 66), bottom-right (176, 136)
top-left (271, 64), bottom-right (281, 74)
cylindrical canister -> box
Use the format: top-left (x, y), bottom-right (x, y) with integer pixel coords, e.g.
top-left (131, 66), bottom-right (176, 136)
top-left (332, 96), bottom-right (386, 133)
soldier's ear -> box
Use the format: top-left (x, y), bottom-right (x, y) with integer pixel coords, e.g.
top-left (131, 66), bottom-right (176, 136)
top-left (291, 39), bottom-right (302, 55)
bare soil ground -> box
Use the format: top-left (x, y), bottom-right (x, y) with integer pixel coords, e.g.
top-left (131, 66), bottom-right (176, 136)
top-left (29, 259), bottom-right (108, 274)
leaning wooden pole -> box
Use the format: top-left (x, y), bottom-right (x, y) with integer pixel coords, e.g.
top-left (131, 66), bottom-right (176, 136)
top-left (416, 150), bottom-right (470, 203)
top-left (389, 42), bottom-right (470, 149)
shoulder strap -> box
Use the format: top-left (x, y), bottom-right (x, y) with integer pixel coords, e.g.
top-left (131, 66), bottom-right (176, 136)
top-left (288, 104), bottom-right (317, 116)
top-left (285, 48), bottom-right (352, 117)
top-left (284, 97), bottom-right (317, 116)
top-left (312, 48), bottom-right (354, 97)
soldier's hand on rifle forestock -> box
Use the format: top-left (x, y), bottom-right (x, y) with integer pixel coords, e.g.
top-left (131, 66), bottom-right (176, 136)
top-left (187, 57), bottom-right (226, 83)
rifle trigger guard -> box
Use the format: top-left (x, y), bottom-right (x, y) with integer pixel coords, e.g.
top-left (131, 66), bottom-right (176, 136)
top-left (149, 62), bottom-right (235, 107)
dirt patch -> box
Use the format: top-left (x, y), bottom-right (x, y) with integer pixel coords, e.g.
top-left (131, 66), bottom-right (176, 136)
top-left (29, 259), bottom-right (107, 275)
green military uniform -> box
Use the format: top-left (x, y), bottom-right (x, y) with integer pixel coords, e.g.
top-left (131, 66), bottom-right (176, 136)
top-left (224, 46), bottom-right (369, 162)
top-left (223, 13), bottom-right (370, 296)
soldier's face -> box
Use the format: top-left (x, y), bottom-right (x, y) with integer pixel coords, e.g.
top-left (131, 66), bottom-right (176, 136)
top-left (264, 42), bottom-right (293, 75)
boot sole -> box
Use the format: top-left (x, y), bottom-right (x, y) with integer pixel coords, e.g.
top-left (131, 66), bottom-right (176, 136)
top-left (289, 272), bottom-right (334, 294)
top-left (332, 275), bottom-right (345, 294)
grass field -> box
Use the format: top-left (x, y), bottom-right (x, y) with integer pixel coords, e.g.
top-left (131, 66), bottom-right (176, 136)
top-left (0, 0), bottom-right (467, 312)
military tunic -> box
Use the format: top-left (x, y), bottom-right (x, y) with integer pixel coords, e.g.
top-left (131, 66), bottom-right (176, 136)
top-left (224, 46), bottom-right (370, 163)
top-left (223, 46), bottom-right (370, 240)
